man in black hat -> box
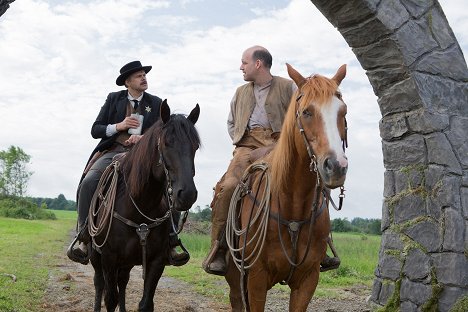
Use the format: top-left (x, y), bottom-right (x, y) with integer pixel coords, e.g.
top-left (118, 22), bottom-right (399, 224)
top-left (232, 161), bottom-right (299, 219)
top-left (68, 60), bottom-right (189, 266)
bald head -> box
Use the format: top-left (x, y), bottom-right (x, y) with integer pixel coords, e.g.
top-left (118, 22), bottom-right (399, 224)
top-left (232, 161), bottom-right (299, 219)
top-left (245, 45), bottom-right (272, 69)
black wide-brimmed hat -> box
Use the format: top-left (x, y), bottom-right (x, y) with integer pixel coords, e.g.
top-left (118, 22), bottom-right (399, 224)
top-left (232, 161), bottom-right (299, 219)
top-left (116, 60), bottom-right (152, 86)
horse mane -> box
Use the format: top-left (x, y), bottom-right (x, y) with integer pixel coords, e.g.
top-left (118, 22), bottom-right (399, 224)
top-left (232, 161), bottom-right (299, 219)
top-left (269, 74), bottom-right (339, 194)
top-left (121, 114), bottom-right (201, 197)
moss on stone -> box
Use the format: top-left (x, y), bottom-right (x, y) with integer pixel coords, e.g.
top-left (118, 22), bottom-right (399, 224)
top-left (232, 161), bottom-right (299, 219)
top-left (450, 295), bottom-right (468, 312)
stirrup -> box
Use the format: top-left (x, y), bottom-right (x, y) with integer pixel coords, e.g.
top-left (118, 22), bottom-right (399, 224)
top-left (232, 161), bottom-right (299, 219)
top-left (202, 241), bottom-right (227, 276)
top-left (66, 234), bottom-right (91, 265)
top-left (168, 240), bottom-right (190, 266)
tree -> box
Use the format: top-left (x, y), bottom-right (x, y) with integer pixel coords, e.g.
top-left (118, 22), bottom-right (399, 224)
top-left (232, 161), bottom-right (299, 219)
top-left (0, 146), bottom-right (33, 197)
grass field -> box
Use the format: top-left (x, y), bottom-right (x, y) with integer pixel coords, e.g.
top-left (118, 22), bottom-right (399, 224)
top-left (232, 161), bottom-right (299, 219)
top-left (0, 210), bottom-right (76, 312)
top-left (0, 210), bottom-right (380, 311)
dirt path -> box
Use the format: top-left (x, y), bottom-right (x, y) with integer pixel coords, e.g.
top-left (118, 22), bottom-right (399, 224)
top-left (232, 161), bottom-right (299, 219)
top-left (41, 238), bottom-right (372, 311)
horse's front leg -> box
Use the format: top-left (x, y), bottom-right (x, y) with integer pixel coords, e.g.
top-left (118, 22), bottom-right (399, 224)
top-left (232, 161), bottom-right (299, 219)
top-left (288, 265), bottom-right (320, 312)
top-left (117, 267), bottom-right (132, 312)
top-left (225, 258), bottom-right (245, 312)
top-left (138, 259), bottom-right (165, 312)
top-left (247, 269), bottom-right (269, 312)
top-left (91, 251), bottom-right (104, 312)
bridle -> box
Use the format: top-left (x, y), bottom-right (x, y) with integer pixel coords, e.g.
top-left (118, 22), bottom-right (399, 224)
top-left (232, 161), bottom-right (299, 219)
top-left (294, 89), bottom-right (347, 209)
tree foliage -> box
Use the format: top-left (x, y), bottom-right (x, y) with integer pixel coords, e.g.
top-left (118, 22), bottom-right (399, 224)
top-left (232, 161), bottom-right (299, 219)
top-left (0, 146), bottom-right (33, 197)
top-left (29, 194), bottom-right (76, 211)
top-left (331, 217), bottom-right (381, 235)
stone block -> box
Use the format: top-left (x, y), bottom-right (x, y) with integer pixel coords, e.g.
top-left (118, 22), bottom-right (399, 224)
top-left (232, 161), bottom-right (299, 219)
top-left (426, 173), bottom-right (461, 209)
top-left (403, 248), bottom-right (431, 281)
top-left (394, 18), bottom-right (439, 66)
top-left (379, 281), bottom-right (396, 306)
top-left (442, 208), bottom-right (465, 252)
top-left (382, 135), bottom-right (426, 170)
top-left (381, 201), bottom-right (391, 231)
top-left (382, 231), bottom-right (404, 251)
top-left (370, 278), bottom-right (382, 304)
top-left (432, 252), bottom-right (468, 286)
top-left (429, 7), bottom-right (457, 49)
top-left (394, 194), bottom-right (426, 224)
top-left (425, 133), bottom-right (462, 175)
top-left (366, 65), bottom-right (409, 95)
top-left (311, 0), bottom-right (378, 28)
top-left (400, 278), bottom-right (433, 305)
top-left (400, 300), bottom-right (418, 312)
top-left (438, 286), bottom-right (467, 312)
top-left (413, 73), bottom-right (468, 116)
top-left (402, 0), bottom-right (433, 18)
top-left (379, 254), bottom-right (402, 281)
top-left (414, 46), bottom-right (468, 81)
top-left (378, 78), bottom-right (422, 116)
top-left (383, 170), bottom-right (395, 197)
top-left (404, 221), bottom-right (442, 253)
top-left (462, 187), bottom-right (468, 218)
top-left (341, 16), bottom-right (391, 48)
top-left (353, 37), bottom-right (406, 71)
top-left (446, 117), bottom-right (468, 168)
top-left (406, 109), bottom-right (449, 134)
top-left (376, 0), bottom-right (409, 31)
top-left (379, 113), bottom-right (408, 140)
top-left (394, 167), bottom-right (424, 194)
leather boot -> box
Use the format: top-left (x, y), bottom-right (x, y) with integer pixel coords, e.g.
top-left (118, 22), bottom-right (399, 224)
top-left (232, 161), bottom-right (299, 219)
top-left (320, 254), bottom-right (341, 272)
top-left (202, 241), bottom-right (227, 276)
top-left (67, 223), bottom-right (91, 265)
top-left (168, 233), bottom-right (190, 266)
top-left (320, 236), bottom-right (340, 272)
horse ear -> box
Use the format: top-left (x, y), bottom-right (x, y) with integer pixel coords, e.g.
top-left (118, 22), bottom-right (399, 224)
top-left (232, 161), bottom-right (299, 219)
top-left (332, 64), bottom-right (347, 85)
top-left (160, 99), bottom-right (170, 124)
top-left (286, 63), bottom-right (307, 88)
top-left (187, 104), bottom-right (200, 124)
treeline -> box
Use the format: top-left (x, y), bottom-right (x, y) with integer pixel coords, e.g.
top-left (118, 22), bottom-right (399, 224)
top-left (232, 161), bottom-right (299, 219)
top-left (331, 217), bottom-right (381, 235)
top-left (29, 194), bottom-right (76, 211)
top-left (189, 206), bottom-right (381, 235)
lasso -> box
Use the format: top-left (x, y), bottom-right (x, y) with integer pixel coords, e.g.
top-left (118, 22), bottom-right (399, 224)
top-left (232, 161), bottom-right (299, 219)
top-left (226, 162), bottom-right (272, 271)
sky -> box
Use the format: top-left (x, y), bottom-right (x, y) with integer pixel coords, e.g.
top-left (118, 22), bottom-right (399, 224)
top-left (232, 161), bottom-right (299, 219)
top-left (0, 0), bottom-right (466, 220)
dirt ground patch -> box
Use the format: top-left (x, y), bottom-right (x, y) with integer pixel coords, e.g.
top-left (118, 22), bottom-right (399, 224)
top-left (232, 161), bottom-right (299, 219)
top-left (41, 240), bottom-right (372, 311)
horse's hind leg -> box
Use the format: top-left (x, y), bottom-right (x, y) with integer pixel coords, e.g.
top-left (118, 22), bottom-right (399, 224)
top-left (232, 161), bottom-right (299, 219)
top-left (102, 266), bottom-right (119, 311)
top-left (91, 252), bottom-right (104, 312)
top-left (117, 267), bottom-right (132, 312)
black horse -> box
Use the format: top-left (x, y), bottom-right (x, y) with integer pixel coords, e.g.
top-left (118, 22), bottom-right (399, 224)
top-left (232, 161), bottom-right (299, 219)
top-left (88, 100), bottom-right (200, 311)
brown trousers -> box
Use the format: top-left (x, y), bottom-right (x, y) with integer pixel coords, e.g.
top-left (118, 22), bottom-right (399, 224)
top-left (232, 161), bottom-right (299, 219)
top-left (210, 128), bottom-right (277, 246)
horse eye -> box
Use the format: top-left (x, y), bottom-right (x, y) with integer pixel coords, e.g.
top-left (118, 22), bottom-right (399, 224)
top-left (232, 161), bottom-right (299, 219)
top-left (302, 110), bottom-right (312, 117)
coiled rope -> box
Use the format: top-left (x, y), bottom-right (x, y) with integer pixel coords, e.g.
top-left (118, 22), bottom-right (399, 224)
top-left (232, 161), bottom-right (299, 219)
top-left (87, 160), bottom-right (120, 248)
top-left (226, 162), bottom-right (271, 271)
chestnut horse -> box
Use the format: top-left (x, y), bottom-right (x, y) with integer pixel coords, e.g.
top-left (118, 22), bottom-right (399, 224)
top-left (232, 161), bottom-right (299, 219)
top-left (225, 64), bottom-right (348, 311)
top-left (89, 100), bottom-right (200, 312)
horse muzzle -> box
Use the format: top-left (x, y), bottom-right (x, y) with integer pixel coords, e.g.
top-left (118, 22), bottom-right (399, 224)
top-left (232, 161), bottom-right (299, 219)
top-left (318, 154), bottom-right (348, 189)
top-left (172, 187), bottom-right (198, 211)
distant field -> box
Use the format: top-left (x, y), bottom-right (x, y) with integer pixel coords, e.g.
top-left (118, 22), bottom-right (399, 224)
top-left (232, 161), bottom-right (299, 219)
top-left (0, 210), bottom-right (380, 310)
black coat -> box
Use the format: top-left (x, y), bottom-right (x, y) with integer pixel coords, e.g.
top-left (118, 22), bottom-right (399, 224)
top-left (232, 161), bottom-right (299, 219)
top-left (87, 90), bottom-right (162, 164)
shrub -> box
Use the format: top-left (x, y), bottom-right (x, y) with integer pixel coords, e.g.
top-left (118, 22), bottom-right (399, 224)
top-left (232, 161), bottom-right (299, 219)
top-left (0, 196), bottom-right (56, 220)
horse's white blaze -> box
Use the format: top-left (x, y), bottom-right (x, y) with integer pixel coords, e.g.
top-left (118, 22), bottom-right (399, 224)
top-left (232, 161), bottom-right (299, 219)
top-left (320, 96), bottom-right (348, 167)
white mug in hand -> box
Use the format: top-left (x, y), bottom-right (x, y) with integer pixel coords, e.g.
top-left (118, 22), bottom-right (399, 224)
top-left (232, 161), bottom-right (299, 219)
top-left (128, 113), bottom-right (144, 135)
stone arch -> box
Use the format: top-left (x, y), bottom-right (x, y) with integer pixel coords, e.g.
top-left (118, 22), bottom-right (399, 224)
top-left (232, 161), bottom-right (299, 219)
top-left (310, 0), bottom-right (468, 310)
top-left (1, 0), bottom-right (466, 310)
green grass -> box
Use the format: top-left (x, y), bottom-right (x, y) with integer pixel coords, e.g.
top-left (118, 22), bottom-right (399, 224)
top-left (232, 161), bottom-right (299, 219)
top-left (164, 232), bottom-right (380, 302)
top-left (0, 211), bottom-right (380, 310)
top-left (0, 210), bottom-right (76, 312)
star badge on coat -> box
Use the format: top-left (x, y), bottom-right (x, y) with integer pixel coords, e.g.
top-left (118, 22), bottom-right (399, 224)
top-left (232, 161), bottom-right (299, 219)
top-left (145, 106), bottom-right (151, 113)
